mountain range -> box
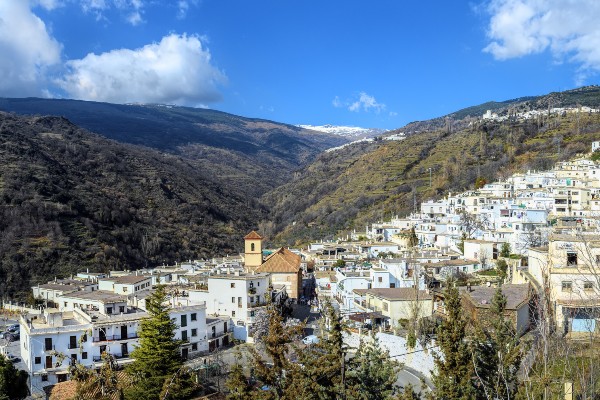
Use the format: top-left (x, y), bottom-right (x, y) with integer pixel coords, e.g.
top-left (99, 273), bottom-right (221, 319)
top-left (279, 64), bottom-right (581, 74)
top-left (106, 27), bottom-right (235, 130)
top-left (2, 85), bottom-right (600, 296)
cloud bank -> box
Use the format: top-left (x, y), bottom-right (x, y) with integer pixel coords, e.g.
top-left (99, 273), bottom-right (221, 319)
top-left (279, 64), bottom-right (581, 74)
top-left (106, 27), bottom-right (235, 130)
top-left (58, 34), bottom-right (226, 105)
top-left (484, 0), bottom-right (600, 81)
top-left (0, 0), bottom-right (62, 97)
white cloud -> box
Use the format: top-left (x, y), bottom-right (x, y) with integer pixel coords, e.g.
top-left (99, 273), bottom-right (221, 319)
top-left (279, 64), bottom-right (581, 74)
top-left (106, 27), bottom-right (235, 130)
top-left (389, 111), bottom-right (398, 117)
top-left (81, 0), bottom-right (144, 25)
top-left (0, 0), bottom-right (62, 97)
top-left (57, 33), bottom-right (227, 105)
top-left (177, 1), bottom-right (189, 19)
top-left (333, 92), bottom-right (386, 113)
top-left (484, 0), bottom-right (600, 79)
top-left (348, 92), bottom-right (386, 113)
top-left (35, 0), bottom-right (63, 10)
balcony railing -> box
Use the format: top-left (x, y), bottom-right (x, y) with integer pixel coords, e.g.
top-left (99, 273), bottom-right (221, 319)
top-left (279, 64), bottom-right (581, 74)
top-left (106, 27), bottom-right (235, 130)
top-left (92, 332), bottom-right (138, 342)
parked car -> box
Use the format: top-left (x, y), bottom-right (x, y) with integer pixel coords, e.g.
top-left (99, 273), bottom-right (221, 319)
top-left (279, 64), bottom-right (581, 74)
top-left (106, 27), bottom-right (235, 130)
top-left (4, 332), bottom-right (19, 342)
top-left (7, 324), bottom-right (19, 333)
top-left (302, 335), bottom-right (320, 345)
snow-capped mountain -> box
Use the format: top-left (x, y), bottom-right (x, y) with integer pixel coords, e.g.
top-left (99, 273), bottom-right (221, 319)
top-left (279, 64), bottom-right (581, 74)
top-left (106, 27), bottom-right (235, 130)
top-left (298, 124), bottom-right (387, 139)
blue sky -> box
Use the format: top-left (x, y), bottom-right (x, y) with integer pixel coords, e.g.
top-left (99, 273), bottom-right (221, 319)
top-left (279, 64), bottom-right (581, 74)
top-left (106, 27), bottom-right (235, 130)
top-left (1, 1), bottom-right (599, 129)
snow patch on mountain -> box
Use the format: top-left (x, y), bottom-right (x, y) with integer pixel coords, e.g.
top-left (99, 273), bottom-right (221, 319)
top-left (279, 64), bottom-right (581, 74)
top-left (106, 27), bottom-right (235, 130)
top-left (298, 124), bottom-right (387, 138)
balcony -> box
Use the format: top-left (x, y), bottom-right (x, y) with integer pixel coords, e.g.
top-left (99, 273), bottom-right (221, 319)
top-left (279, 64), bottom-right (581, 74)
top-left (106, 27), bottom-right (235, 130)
top-left (248, 287), bottom-right (257, 295)
top-left (92, 332), bottom-right (138, 343)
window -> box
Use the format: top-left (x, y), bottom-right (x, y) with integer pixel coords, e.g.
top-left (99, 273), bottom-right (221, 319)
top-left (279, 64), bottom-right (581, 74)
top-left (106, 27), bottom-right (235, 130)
top-left (257, 282), bottom-right (260, 286)
top-left (181, 315), bottom-right (187, 328)
top-left (181, 330), bottom-right (188, 342)
top-left (231, 297), bottom-right (235, 303)
top-left (44, 338), bottom-right (53, 351)
top-left (211, 326), bottom-right (216, 338)
top-left (107, 307), bottom-right (113, 314)
top-left (562, 281), bottom-right (573, 292)
top-left (119, 306), bottom-right (125, 313)
top-left (70, 354), bottom-right (77, 366)
top-left (41, 375), bottom-right (48, 382)
top-left (250, 310), bottom-right (255, 317)
top-left (567, 252), bottom-right (577, 266)
top-left (584, 281), bottom-right (594, 291)
top-left (191, 313), bottom-right (197, 321)
top-left (192, 343), bottom-right (198, 351)
top-left (69, 336), bottom-right (77, 349)
top-left (82, 352), bottom-right (88, 360)
top-left (34, 357), bottom-right (41, 365)
top-left (232, 310), bottom-right (236, 317)
top-left (378, 277), bottom-right (382, 283)
top-left (230, 283), bottom-right (236, 288)
top-left (250, 296), bottom-right (254, 303)
top-left (123, 287), bottom-right (128, 292)
top-left (192, 328), bottom-right (197, 337)
top-left (383, 302), bottom-right (389, 311)
top-left (251, 243), bottom-right (255, 251)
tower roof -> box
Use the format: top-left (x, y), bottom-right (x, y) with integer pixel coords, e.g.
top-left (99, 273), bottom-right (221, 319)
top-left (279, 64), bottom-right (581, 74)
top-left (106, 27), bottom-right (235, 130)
top-left (244, 230), bottom-right (263, 240)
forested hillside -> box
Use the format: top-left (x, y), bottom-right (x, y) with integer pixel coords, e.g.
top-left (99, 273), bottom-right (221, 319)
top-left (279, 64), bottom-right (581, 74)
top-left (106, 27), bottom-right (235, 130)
top-left (0, 113), bottom-right (265, 297)
top-left (264, 88), bottom-right (600, 245)
top-left (0, 98), bottom-right (346, 197)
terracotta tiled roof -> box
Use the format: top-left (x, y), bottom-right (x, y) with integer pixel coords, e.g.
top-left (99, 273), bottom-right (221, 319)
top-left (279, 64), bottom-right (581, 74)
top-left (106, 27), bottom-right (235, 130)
top-left (255, 247), bottom-right (300, 273)
top-left (244, 230), bottom-right (263, 240)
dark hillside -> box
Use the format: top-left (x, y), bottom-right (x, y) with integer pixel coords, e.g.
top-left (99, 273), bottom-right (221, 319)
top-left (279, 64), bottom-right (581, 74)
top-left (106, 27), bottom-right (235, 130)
top-left (0, 112), bottom-right (264, 298)
top-left (0, 98), bottom-right (347, 196)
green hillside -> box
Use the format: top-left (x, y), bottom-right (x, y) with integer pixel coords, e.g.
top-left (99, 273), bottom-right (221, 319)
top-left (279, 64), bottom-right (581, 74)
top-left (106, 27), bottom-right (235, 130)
top-left (264, 93), bottom-right (600, 245)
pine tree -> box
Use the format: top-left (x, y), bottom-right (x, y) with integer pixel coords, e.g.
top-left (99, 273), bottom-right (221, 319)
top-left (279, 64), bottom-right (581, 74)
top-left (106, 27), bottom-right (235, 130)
top-left (125, 285), bottom-right (188, 400)
top-left (345, 336), bottom-right (400, 400)
top-left (225, 362), bottom-right (253, 400)
top-left (430, 281), bottom-right (475, 400)
top-left (472, 287), bottom-right (522, 400)
top-left (395, 383), bottom-right (420, 400)
top-left (247, 301), bottom-right (302, 399)
top-left (289, 301), bottom-right (346, 399)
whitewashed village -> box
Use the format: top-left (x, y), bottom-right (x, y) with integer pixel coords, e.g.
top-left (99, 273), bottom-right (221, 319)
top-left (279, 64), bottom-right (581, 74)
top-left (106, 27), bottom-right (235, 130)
top-left (4, 140), bottom-right (600, 397)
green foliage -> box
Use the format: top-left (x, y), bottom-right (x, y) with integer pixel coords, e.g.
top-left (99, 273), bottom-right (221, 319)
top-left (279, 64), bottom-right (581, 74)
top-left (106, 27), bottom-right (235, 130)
top-left (474, 176), bottom-right (487, 189)
top-left (500, 242), bottom-right (511, 258)
top-left (345, 336), bottom-right (401, 400)
top-left (245, 301), bottom-right (303, 399)
top-left (496, 259), bottom-right (508, 280)
top-left (408, 227), bottom-right (419, 248)
top-left (125, 285), bottom-right (189, 400)
top-left (430, 280), bottom-right (476, 400)
top-left (0, 355), bottom-right (29, 400)
top-left (394, 383), bottom-right (421, 400)
top-left (333, 259), bottom-right (346, 268)
top-left (471, 287), bottom-right (522, 400)
top-left (225, 362), bottom-right (253, 400)
top-left (591, 150), bottom-right (600, 161)
top-left (70, 353), bottom-right (124, 400)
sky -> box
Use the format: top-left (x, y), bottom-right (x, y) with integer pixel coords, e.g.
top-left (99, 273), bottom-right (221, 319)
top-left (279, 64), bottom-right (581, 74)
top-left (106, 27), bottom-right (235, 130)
top-left (1, 0), bottom-right (600, 130)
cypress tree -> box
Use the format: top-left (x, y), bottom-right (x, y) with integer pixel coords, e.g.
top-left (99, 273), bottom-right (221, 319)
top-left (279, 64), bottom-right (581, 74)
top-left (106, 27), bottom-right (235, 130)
top-left (125, 285), bottom-right (187, 400)
top-left (430, 280), bottom-right (475, 400)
